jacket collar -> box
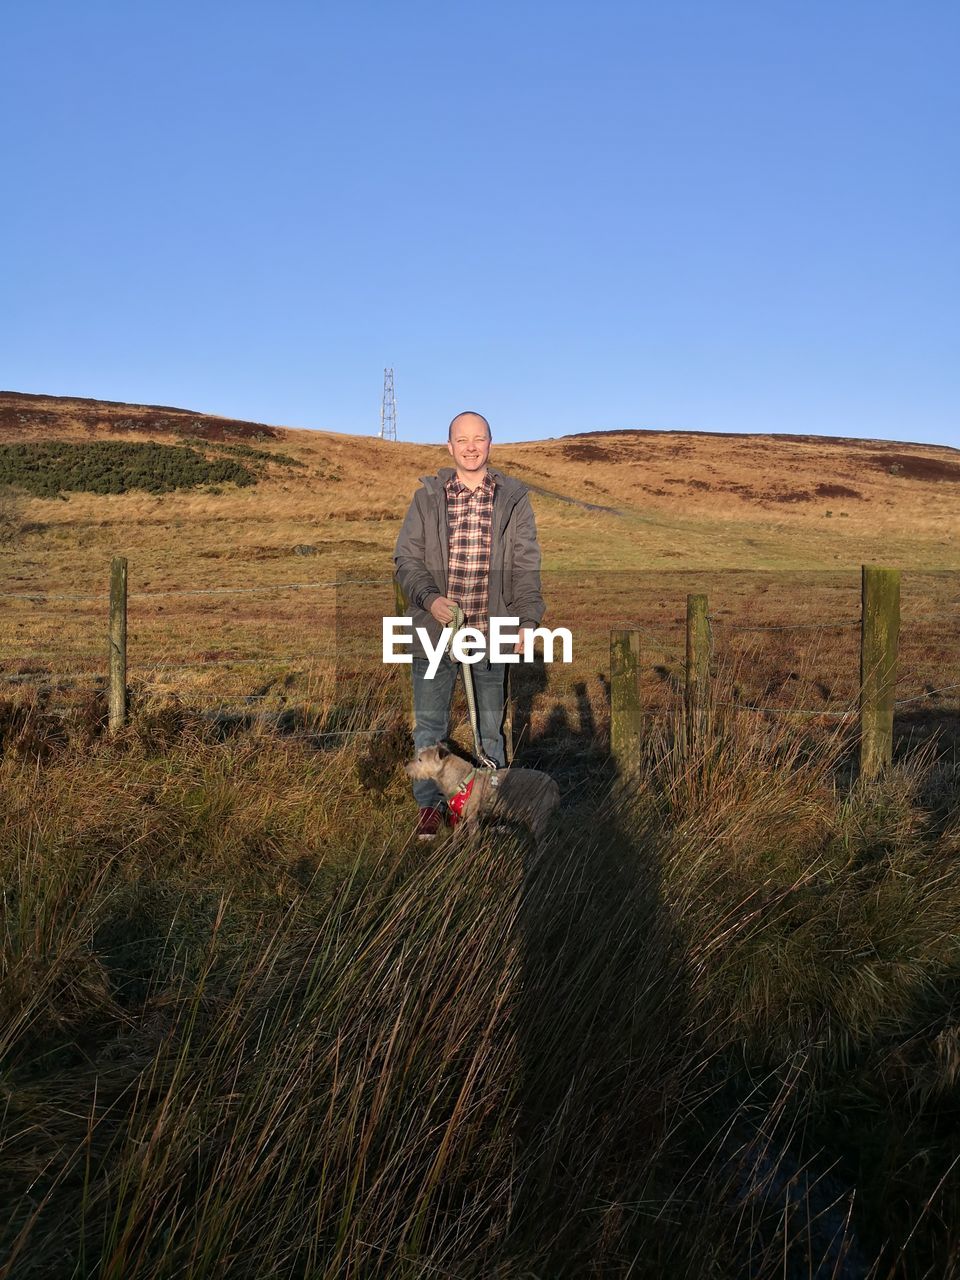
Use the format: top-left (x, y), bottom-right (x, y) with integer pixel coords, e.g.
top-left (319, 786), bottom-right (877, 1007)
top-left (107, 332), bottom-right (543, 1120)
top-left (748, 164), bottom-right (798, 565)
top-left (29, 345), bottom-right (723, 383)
top-left (419, 466), bottom-right (525, 501)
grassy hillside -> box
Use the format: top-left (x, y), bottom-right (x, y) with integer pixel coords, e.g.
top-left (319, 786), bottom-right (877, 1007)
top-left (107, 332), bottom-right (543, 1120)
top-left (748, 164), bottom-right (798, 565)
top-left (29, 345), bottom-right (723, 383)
top-left (2, 390), bottom-right (959, 582)
top-left (1, 391), bottom-right (959, 1276)
top-left (1, 390), bottom-right (956, 745)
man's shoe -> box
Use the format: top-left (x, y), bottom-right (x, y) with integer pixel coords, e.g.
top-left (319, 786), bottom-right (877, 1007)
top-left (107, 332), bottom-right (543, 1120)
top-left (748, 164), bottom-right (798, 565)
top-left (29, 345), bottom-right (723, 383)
top-left (416, 807), bottom-right (443, 841)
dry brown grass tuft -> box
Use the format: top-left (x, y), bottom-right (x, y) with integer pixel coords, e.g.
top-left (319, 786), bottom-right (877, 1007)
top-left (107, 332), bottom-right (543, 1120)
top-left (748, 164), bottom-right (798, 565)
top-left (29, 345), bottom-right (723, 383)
top-left (1, 676), bottom-right (960, 1275)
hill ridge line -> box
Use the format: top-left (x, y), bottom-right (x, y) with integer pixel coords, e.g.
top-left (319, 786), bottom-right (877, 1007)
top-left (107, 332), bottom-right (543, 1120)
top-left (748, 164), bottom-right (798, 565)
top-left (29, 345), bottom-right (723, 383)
top-left (1, 390), bottom-right (956, 455)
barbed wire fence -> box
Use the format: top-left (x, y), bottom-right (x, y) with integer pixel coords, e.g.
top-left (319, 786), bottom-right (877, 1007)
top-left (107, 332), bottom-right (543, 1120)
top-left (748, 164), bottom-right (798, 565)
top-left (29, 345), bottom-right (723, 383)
top-left (1, 561), bottom-right (957, 771)
top-left (704, 617), bottom-right (958, 714)
top-left (610, 568), bottom-right (958, 778)
top-left (0, 570), bottom-right (403, 745)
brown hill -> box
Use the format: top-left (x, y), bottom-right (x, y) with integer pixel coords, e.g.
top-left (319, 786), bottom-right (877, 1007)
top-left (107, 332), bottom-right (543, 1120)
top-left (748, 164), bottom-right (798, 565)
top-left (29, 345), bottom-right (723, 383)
top-left (1, 390), bottom-right (956, 734)
top-left (0, 390), bottom-right (288, 446)
top-left (0, 389), bottom-right (957, 577)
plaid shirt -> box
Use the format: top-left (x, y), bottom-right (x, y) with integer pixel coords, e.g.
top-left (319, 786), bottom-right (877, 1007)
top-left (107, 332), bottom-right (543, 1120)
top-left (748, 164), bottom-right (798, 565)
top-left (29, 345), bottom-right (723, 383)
top-left (445, 470), bottom-right (495, 635)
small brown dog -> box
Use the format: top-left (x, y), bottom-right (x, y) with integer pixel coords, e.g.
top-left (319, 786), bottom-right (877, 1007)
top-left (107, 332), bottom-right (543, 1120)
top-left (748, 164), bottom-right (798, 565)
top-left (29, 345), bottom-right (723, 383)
top-left (405, 744), bottom-right (560, 843)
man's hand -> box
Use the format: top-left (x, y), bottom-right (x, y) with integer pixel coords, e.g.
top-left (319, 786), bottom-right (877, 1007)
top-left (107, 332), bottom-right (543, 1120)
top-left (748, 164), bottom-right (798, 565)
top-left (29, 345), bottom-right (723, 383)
top-left (429, 596), bottom-right (457, 625)
top-left (513, 627), bottom-right (533, 655)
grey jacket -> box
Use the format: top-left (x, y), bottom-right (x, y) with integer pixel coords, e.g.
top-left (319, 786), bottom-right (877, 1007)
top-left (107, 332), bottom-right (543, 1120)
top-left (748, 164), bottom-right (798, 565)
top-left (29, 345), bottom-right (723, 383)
top-left (393, 466), bottom-right (545, 660)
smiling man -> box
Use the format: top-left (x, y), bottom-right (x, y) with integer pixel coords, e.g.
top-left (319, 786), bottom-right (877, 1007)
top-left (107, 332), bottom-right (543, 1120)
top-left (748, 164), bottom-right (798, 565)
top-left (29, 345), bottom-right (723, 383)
top-left (393, 410), bottom-right (545, 840)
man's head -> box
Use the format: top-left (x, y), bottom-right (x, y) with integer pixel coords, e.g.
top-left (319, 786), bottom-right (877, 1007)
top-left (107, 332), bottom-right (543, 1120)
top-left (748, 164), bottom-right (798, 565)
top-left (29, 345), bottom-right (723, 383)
top-left (447, 411), bottom-right (491, 444)
top-left (447, 411), bottom-right (492, 480)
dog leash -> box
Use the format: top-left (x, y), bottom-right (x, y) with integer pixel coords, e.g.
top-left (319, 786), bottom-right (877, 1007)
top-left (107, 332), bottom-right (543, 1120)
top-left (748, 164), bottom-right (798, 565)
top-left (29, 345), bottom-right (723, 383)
top-left (447, 604), bottom-right (501, 772)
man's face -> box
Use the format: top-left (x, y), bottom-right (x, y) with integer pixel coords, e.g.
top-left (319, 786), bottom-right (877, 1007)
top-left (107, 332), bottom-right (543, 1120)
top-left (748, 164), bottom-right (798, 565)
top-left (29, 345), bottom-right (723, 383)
top-left (447, 416), bottom-right (492, 474)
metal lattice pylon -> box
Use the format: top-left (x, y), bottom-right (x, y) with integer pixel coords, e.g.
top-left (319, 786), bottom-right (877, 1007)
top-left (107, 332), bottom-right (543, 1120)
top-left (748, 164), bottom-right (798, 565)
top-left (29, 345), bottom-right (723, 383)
top-left (379, 368), bottom-right (397, 440)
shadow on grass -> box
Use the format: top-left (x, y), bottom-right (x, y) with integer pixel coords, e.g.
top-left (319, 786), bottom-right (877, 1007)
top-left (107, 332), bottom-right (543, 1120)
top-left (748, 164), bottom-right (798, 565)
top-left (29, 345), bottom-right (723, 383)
top-left (502, 656), bottom-right (879, 1278)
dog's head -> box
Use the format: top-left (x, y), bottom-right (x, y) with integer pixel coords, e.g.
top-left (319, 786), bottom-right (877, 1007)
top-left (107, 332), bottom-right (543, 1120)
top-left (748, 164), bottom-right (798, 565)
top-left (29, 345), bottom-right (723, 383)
top-left (403, 742), bottom-right (450, 780)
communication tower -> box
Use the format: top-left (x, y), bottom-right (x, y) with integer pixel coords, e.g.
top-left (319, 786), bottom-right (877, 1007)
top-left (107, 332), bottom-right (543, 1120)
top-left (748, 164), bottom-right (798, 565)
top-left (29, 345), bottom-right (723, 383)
top-left (379, 368), bottom-right (397, 440)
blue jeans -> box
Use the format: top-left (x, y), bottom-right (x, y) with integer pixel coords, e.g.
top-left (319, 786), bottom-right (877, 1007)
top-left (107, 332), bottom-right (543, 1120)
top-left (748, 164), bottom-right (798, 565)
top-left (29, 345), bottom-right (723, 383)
top-left (411, 653), bottom-right (508, 809)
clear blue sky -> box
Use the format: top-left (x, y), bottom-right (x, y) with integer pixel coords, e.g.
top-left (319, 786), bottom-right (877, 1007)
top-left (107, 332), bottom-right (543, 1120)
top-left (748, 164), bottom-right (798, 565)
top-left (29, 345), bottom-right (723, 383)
top-left (2, 1), bottom-right (957, 446)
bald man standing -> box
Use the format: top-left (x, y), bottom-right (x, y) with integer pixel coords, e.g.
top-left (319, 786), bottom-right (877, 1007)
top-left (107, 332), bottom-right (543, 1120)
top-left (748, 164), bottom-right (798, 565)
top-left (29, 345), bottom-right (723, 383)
top-left (394, 411), bottom-right (545, 839)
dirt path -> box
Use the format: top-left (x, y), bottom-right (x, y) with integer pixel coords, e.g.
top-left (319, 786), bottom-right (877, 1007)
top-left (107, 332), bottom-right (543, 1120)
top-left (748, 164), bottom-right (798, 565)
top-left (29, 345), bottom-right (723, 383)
top-left (522, 480), bottom-right (625, 515)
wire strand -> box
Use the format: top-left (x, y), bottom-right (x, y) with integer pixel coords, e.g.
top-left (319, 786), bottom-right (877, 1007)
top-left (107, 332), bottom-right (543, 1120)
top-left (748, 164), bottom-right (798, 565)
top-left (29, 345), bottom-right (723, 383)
top-left (895, 683), bottom-right (960, 707)
top-left (0, 576), bottom-right (394, 603)
top-left (708, 617), bottom-right (860, 632)
top-left (714, 701), bottom-right (859, 719)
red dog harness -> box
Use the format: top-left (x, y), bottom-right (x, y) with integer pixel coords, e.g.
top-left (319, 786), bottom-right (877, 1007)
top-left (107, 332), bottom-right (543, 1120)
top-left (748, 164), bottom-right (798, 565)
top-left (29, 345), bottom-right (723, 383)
top-left (447, 774), bottom-right (475, 827)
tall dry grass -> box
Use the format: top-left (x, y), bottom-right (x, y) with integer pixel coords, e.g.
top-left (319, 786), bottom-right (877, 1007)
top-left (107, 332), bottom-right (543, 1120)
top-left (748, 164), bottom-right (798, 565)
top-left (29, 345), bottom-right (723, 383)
top-left (1, 680), bottom-right (959, 1278)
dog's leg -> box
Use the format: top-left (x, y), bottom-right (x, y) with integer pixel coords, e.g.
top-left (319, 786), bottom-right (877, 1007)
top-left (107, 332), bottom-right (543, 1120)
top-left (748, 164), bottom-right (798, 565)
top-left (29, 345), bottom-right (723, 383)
top-left (529, 807), bottom-right (555, 844)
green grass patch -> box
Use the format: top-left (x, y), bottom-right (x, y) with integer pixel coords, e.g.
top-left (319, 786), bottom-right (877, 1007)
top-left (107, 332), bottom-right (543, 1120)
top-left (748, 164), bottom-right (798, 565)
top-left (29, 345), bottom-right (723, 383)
top-left (0, 441), bottom-right (257, 498)
top-left (177, 436), bottom-right (308, 469)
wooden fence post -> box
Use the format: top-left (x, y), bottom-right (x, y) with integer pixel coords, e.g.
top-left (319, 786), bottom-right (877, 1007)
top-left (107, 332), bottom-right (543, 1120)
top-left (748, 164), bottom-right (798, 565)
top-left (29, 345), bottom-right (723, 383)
top-left (685, 593), bottom-right (711, 751)
top-left (860, 565), bottom-right (900, 778)
top-left (610, 629), bottom-right (642, 773)
top-left (108, 556), bottom-right (127, 733)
